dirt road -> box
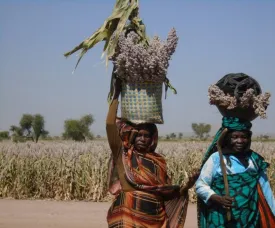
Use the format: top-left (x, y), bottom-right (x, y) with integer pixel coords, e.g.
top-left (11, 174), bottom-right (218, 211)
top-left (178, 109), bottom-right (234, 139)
top-left (0, 199), bottom-right (197, 228)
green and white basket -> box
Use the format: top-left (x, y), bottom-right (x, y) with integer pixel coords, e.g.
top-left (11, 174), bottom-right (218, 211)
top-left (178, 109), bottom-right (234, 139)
top-left (121, 81), bottom-right (164, 124)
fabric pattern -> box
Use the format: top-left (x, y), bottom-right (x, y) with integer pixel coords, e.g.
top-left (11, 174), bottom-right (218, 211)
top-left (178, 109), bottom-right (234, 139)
top-left (196, 151), bottom-right (275, 227)
top-left (107, 191), bottom-right (168, 228)
top-left (257, 184), bottom-right (275, 227)
top-left (107, 119), bottom-right (188, 228)
top-left (196, 151), bottom-right (275, 214)
top-left (197, 117), bottom-right (254, 228)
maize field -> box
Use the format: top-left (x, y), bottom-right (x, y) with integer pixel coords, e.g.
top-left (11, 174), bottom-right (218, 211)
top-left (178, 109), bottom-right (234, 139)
top-left (0, 141), bottom-right (274, 203)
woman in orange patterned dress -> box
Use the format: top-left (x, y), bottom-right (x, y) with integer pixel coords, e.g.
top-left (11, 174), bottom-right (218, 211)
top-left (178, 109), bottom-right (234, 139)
top-left (106, 79), bottom-right (199, 228)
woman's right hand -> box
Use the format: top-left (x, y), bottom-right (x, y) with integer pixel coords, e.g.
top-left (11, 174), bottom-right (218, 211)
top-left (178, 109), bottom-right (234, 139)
top-left (180, 169), bottom-right (200, 195)
top-left (209, 194), bottom-right (235, 209)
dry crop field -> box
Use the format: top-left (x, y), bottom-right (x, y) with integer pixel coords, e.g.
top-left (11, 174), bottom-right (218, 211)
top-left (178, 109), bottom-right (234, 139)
top-left (0, 141), bottom-right (275, 203)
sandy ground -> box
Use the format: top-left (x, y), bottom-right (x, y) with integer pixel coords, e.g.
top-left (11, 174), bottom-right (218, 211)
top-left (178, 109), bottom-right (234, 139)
top-left (0, 199), bottom-right (197, 228)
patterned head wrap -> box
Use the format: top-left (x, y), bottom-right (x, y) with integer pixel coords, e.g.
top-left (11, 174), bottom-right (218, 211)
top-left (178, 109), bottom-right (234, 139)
top-left (117, 120), bottom-right (158, 153)
top-left (201, 117), bottom-right (252, 166)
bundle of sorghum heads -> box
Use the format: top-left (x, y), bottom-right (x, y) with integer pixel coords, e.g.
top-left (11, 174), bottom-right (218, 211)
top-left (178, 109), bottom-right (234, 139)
top-left (208, 85), bottom-right (271, 118)
top-left (111, 28), bottom-right (178, 82)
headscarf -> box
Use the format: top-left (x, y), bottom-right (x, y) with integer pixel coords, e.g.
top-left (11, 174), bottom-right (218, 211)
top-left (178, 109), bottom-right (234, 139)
top-left (117, 120), bottom-right (158, 153)
top-left (116, 120), bottom-right (174, 191)
top-left (118, 120), bottom-right (191, 227)
top-left (201, 117), bottom-right (252, 166)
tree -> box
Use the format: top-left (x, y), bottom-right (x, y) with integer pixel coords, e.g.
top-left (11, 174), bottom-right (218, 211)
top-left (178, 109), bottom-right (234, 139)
top-left (32, 114), bottom-right (45, 142)
top-left (20, 114), bottom-right (34, 140)
top-left (170, 133), bottom-right (177, 140)
top-left (40, 130), bottom-right (50, 139)
top-left (258, 134), bottom-right (270, 141)
top-left (79, 114), bottom-right (94, 139)
top-left (63, 114), bottom-right (94, 141)
top-left (11, 114), bottom-right (47, 143)
top-left (262, 135), bottom-right (270, 140)
top-left (10, 125), bottom-right (23, 137)
top-left (0, 131), bottom-right (9, 139)
top-left (178, 132), bottom-right (183, 140)
top-left (63, 120), bottom-right (85, 141)
top-left (191, 123), bottom-right (211, 140)
top-left (10, 125), bottom-right (24, 142)
top-left (80, 114), bottom-right (94, 128)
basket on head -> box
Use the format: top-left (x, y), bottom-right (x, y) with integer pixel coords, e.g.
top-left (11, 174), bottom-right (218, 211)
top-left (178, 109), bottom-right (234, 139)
top-left (217, 106), bottom-right (258, 122)
top-left (121, 81), bottom-right (163, 124)
top-left (209, 73), bottom-right (271, 121)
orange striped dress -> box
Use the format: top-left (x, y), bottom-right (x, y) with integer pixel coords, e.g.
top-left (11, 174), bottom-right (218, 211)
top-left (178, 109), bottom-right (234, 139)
top-left (106, 99), bottom-right (189, 228)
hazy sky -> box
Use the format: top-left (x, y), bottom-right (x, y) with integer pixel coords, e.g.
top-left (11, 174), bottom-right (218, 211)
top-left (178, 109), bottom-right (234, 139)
top-left (0, 0), bottom-right (274, 137)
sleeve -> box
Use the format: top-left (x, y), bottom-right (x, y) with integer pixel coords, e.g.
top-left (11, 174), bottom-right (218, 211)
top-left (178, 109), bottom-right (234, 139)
top-left (106, 99), bottom-right (122, 159)
top-left (196, 152), bottom-right (219, 204)
top-left (259, 170), bottom-right (275, 215)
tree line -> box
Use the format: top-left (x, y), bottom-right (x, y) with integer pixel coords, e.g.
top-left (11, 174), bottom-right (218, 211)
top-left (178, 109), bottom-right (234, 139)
top-left (162, 123), bottom-right (211, 140)
top-left (1, 119), bottom-right (273, 142)
top-left (1, 117), bottom-right (212, 142)
top-left (0, 113), bottom-right (94, 142)
top-left (4, 118), bottom-right (270, 142)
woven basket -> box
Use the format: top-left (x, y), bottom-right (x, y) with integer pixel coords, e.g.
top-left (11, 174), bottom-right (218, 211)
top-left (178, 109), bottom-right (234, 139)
top-left (121, 81), bottom-right (163, 124)
top-left (217, 105), bottom-right (258, 121)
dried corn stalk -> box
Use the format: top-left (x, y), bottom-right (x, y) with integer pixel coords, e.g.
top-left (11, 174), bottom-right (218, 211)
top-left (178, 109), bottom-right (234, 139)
top-left (64, 0), bottom-right (148, 69)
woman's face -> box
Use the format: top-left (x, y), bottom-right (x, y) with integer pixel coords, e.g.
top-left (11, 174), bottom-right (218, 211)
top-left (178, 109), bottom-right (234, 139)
top-left (134, 125), bottom-right (153, 152)
top-left (227, 131), bottom-right (251, 153)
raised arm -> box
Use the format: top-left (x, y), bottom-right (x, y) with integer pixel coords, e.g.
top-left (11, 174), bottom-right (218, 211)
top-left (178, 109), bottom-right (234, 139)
top-left (106, 99), bottom-right (122, 158)
top-left (106, 78), bottom-right (122, 159)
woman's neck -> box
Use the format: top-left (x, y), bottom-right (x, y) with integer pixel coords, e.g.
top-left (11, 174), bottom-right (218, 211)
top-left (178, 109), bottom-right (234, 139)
top-left (223, 148), bottom-right (251, 168)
